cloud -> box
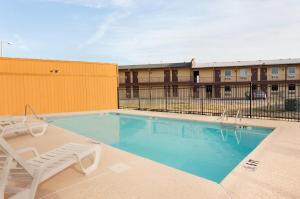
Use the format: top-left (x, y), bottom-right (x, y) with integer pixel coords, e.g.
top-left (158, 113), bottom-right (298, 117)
top-left (84, 11), bottom-right (129, 46)
top-left (43, 0), bottom-right (134, 8)
top-left (80, 0), bottom-right (300, 64)
top-left (13, 34), bottom-right (31, 52)
top-left (14, 0), bottom-right (300, 64)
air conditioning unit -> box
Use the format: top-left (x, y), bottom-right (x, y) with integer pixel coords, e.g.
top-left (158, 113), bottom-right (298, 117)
top-left (288, 74), bottom-right (296, 78)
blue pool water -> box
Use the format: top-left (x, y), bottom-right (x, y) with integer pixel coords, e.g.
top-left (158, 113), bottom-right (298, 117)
top-left (49, 113), bottom-right (273, 183)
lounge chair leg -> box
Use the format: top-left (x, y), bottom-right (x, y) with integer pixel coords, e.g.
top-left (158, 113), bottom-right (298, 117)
top-left (0, 157), bottom-right (12, 198)
top-left (75, 147), bottom-right (101, 175)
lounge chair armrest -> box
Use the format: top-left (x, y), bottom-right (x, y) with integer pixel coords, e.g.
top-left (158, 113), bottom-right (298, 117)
top-left (16, 147), bottom-right (40, 158)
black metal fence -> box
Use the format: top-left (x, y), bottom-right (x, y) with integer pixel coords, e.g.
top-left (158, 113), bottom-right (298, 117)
top-left (118, 83), bottom-right (300, 121)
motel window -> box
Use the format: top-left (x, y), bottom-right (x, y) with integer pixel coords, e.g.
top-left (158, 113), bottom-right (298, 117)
top-left (224, 86), bottom-right (231, 92)
top-left (272, 67), bottom-right (278, 76)
top-left (271, 85), bottom-right (279, 92)
top-left (240, 69), bottom-right (247, 78)
top-left (288, 84), bottom-right (296, 91)
top-left (288, 67), bottom-right (296, 77)
top-left (225, 69), bottom-right (231, 79)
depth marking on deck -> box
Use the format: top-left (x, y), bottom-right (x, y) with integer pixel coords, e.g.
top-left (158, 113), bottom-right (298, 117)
top-left (243, 159), bottom-right (260, 171)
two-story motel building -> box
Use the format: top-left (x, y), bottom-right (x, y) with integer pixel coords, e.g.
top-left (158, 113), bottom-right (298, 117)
top-left (119, 58), bottom-right (300, 99)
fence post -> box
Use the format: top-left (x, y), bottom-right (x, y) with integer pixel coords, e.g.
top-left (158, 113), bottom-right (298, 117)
top-left (201, 85), bottom-right (204, 115)
top-left (165, 87), bottom-right (168, 112)
top-left (149, 87), bottom-right (152, 110)
top-left (249, 82), bottom-right (252, 118)
top-left (117, 87), bottom-right (120, 109)
top-left (138, 89), bottom-right (141, 110)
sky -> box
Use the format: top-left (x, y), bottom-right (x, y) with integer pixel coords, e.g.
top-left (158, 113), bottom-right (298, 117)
top-left (0, 0), bottom-right (300, 64)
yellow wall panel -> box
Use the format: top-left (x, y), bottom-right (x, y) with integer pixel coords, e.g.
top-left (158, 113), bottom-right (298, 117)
top-left (0, 57), bottom-right (118, 115)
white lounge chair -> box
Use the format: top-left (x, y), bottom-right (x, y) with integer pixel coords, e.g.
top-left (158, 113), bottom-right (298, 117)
top-left (0, 119), bottom-right (48, 138)
top-left (0, 116), bottom-right (26, 126)
top-left (0, 137), bottom-right (101, 199)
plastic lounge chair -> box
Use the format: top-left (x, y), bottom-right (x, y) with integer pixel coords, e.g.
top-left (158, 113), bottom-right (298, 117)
top-left (0, 137), bottom-right (101, 199)
top-left (0, 116), bottom-right (26, 126)
top-left (0, 119), bottom-right (48, 138)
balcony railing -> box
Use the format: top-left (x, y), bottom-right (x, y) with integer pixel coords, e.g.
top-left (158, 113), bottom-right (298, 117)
top-left (119, 76), bottom-right (193, 84)
top-left (119, 74), bottom-right (300, 84)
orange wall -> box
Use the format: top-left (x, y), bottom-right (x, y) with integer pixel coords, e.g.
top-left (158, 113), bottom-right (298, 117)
top-left (0, 57), bottom-right (118, 115)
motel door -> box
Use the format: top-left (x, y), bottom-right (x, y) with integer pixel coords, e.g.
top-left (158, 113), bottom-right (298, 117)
top-left (261, 84), bottom-right (268, 95)
top-left (206, 85), bottom-right (213, 99)
top-left (132, 71), bottom-right (138, 83)
top-left (260, 67), bottom-right (268, 95)
top-left (172, 70), bottom-right (178, 82)
top-left (214, 70), bottom-right (221, 98)
top-left (251, 68), bottom-right (258, 82)
top-left (193, 86), bottom-right (199, 98)
top-left (214, 86), bottom-right (221, 98)
top-left (260, 67), bottom-right (267, 81)
top-left (125, 72), bottom-right (131, 84)
top-left (164, 70), bottom-right (170, 83)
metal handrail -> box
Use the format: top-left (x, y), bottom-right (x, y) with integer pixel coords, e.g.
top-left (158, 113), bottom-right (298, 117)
top-left (235, 110), bottom-right (242, 124)
top-left (217, 109), bottom-right (228, 122)
top-left (24, 104), bottom-right (44, 120)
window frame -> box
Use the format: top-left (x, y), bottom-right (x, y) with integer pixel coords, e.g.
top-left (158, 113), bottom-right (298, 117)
top-left (240, 68), bottom-right (247, 79)
top-left (288, 84), bottom-right (296, 93)
top-left (287, 67), bottom-right (296, 77)
top-left (224, 69), bottom-right (232, 79)
top-left (224, 85), bottom-right (232, 92)
top-left (271, 67), bottom-right (279, 77)
top-left (271, 84), bottom-right (279, 92)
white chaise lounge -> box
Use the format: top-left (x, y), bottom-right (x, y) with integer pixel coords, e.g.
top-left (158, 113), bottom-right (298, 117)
top-left (0, 117), bottom-right (48, 137)
top-left (0, 116), bottom-right (26, 126)
top-left (0, 137), bottom-right (101, 199)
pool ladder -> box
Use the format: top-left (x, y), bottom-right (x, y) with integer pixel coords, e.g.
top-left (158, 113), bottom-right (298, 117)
top-left (235, 110), bottom-right (242, 124)
top-left (219, 109), bottom-right (243, 144)
top-left (24, 104), bottom-right (45, 121)
top-left (217, 109), bottom-right (228, 122)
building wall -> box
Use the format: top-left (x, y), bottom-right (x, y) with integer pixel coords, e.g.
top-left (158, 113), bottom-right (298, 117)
top-left (198, 68), bottom-right (213, 83)
top-left (0, 57), bottom-right (118, 115)
top-left (119, 63), bottom-right (300, 100)
top-left (236, 67), bottom-right (251, 82)
top-left (119, 70), bottom-right (126, 84)
top-left (177, 68), bottom-right (191, 82)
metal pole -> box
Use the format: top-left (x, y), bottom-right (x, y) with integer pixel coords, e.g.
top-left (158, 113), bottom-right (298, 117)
top-left (149, 87), bottom-right (152, 110)
top-left (117, 87), bottom-right (120, 109)
top-left (0, 41), bottom-right (13, 57)
top-left (138, 88), bottom-right (141, 110)
top-left (201, 85), bottom-right (204, 115)
top-left (250, 82), bottom-right (252, 118)
top-left (165, 87), bottom-right (168, 112)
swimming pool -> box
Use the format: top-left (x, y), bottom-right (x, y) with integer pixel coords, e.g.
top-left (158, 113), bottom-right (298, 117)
top-left (49, 113), bottom-right (273, 183)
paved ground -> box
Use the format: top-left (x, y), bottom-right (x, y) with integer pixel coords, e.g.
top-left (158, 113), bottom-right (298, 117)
top-left (4, 109), bottom-right (300, 199)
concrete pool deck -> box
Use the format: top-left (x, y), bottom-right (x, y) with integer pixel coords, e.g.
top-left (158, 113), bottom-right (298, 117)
top-left (4, 109), bottom-right (300, 199)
